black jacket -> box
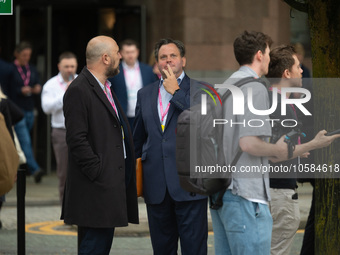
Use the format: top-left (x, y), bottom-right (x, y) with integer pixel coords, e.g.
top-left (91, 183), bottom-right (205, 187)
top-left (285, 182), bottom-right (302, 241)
top-left (61, 67), bottom-right (139, 227)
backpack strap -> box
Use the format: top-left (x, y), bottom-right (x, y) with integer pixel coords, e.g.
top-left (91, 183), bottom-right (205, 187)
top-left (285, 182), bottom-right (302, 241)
top-left (220, 76), bottom-right (267, 102)
top-left (210, 77), bottom-right (266, 210)
top-left (209, 147), bottom-right (243, 210)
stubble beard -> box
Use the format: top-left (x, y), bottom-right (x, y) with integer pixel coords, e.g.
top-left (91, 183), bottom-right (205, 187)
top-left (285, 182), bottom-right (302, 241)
top-left (106, 62), bottom-right (120, 77)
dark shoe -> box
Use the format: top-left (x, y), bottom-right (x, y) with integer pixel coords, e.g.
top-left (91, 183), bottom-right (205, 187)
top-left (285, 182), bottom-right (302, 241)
top-left (0, 220), bottom-right (2, 229)
top-left (33, 169), bottom-right (44, 183)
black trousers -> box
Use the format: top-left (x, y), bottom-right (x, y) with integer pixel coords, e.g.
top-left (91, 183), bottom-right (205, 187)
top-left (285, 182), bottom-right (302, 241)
top-left (146, 190), bottom-right (208, 255)
top-left (78, 226), bottom-right (115, 255)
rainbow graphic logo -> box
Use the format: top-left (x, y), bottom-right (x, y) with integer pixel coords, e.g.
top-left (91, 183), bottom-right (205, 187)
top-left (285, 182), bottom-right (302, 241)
top-left (200, 83), bottom-right (222, 115)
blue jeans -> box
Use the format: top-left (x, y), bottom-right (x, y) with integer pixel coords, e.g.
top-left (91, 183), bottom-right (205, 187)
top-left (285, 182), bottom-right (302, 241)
top-left (210, 190), bottom-right (272, 255)
top-left (78, 227), bottom-right (115, 255)
top-left (14, 110), bottom-right (40, 174)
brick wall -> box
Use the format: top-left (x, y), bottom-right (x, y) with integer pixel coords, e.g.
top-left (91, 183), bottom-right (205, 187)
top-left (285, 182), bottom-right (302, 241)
top-left (126, 0), bottom-right (291, 78)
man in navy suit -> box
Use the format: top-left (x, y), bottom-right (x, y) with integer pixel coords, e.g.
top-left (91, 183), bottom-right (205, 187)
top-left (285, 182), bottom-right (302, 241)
top-left (108, 39), bottom-right (158, 128)
top-left (133, 39), bottom-right (208, 255)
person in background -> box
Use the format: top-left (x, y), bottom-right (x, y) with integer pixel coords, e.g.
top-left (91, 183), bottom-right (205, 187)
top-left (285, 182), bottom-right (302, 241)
top-left (41, 51), bottom-right (78, 203)
top-left (267, 44), bottom-right (338, 255)
top-left (7, 41), bottom-right (43, 183)
top-left (108, 39), bottom-right (158, 128)
top-left (266, 45), bottom-right (307, 255)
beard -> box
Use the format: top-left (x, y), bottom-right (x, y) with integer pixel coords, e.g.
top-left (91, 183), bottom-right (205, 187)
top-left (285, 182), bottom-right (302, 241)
top-left (105, 61), bottom-right (120, 77)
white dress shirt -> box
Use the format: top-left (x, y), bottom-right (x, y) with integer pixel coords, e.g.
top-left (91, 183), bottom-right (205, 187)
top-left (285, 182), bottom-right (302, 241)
top-left (122, 61), bottom-right (143, 117)
top-left (41, 73), bottom-right (77, 128)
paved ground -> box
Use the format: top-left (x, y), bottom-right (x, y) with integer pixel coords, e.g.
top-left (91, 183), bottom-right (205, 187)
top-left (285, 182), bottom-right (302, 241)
top-left (0, 173), bottom-right (312, 254)
top-left (0, 223), bottom-right (305, 255)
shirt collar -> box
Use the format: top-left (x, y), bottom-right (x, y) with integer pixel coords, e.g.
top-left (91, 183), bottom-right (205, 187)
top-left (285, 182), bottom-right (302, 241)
top-left (87, 68), bottom-right (111, 90)
top-left (122, 60), bottom-right (139, 70)
top-left (159, 71), bottom-right (185, 87)
top-left (57, 73), bottom-right (67, 85)
top-left (239, 66), bottom-right (260, 78)
top-left (58, 72), bottom-right (78, 83)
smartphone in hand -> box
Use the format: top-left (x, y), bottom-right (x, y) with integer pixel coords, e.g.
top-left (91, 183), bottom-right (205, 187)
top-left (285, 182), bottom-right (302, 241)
top-left (325, 129), bottom-right (340, 136)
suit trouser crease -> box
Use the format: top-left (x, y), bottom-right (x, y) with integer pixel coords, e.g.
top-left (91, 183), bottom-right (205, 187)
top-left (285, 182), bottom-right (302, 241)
top-left (146, 190), bottom-right (208, 255)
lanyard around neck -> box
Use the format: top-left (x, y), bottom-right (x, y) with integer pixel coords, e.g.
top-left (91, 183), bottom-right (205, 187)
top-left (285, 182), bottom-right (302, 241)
top-left (123, 66), bottom-right (140, 90)
top-left (104, 82), bottom-right (118, 116)
top-left (14, 60), bottom-right (31, 86)
top-left (57, 76), bottom-right (68, 91)
top-left (158, 88), bottom-right (171, 132)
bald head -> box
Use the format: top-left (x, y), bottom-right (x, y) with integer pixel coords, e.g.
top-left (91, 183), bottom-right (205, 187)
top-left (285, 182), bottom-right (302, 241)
top-left (85, 36), bottom-right (121, 82)
top-left (86, 36), bottom-right (117, 66)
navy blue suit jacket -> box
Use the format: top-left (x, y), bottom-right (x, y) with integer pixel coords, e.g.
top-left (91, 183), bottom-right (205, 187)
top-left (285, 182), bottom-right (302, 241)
top-left (133, 74), bottom-right (206, 204)
top-left (108, 62), bottom-right (158, 115)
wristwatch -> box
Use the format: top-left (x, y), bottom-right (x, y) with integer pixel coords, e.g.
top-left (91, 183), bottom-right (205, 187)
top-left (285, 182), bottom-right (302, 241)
top-left (172, 88), bottom-right (180, 96)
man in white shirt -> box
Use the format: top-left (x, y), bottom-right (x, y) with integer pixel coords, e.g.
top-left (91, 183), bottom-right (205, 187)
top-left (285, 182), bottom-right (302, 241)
top-left (108, 39), bottom-right (158, 128)
top-left (41, 52), bottom-right (77, 203)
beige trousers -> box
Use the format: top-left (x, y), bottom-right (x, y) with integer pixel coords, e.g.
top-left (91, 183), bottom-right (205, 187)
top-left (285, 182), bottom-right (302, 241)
top-left (269, 188), bottom-right (300, 255)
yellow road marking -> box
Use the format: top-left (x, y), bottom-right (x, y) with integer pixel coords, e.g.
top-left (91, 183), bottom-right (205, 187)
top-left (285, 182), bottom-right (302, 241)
top-left (25, 221), bottom-right (77, 236)
top-left (25, 222), bottom-right (305, 236)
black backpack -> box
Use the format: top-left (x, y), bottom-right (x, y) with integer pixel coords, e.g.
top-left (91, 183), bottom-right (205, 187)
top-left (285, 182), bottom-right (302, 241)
top-left (176, 77), bottom-right (267, 198)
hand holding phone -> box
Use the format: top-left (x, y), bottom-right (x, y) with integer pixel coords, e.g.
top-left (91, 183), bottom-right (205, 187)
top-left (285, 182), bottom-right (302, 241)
top-left (325, 129), bottom-right (340, 136)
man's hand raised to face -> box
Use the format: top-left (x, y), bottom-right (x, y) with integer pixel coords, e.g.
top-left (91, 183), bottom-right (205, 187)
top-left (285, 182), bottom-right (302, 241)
top-left (162, 64), bottom-right (180, 95)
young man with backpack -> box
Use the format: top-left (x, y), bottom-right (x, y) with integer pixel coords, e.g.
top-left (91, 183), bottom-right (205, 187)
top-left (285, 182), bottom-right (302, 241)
top-left (209, 31), bottom-right (340, 255)
top-left (209, 30), bottom-right (278, 255)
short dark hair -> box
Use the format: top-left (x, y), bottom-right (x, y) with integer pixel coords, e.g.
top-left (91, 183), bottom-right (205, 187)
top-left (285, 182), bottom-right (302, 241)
top-left (15, 41), bottom-right (32, 53)
top-left (154, 38), bottom-right (185, 61)
top-left (233, 31), bottom-right (273, 66)
top-left (119, 39), bottom-right (139, 50)
top-left (58, 51), bottom-right (77, 63)
top-left (267, 45), bottom-right (296, 78)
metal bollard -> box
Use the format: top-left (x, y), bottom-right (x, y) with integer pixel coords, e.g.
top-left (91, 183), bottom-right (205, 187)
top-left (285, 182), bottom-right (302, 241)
top-left (17, 168), bottom-right (26, 255)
